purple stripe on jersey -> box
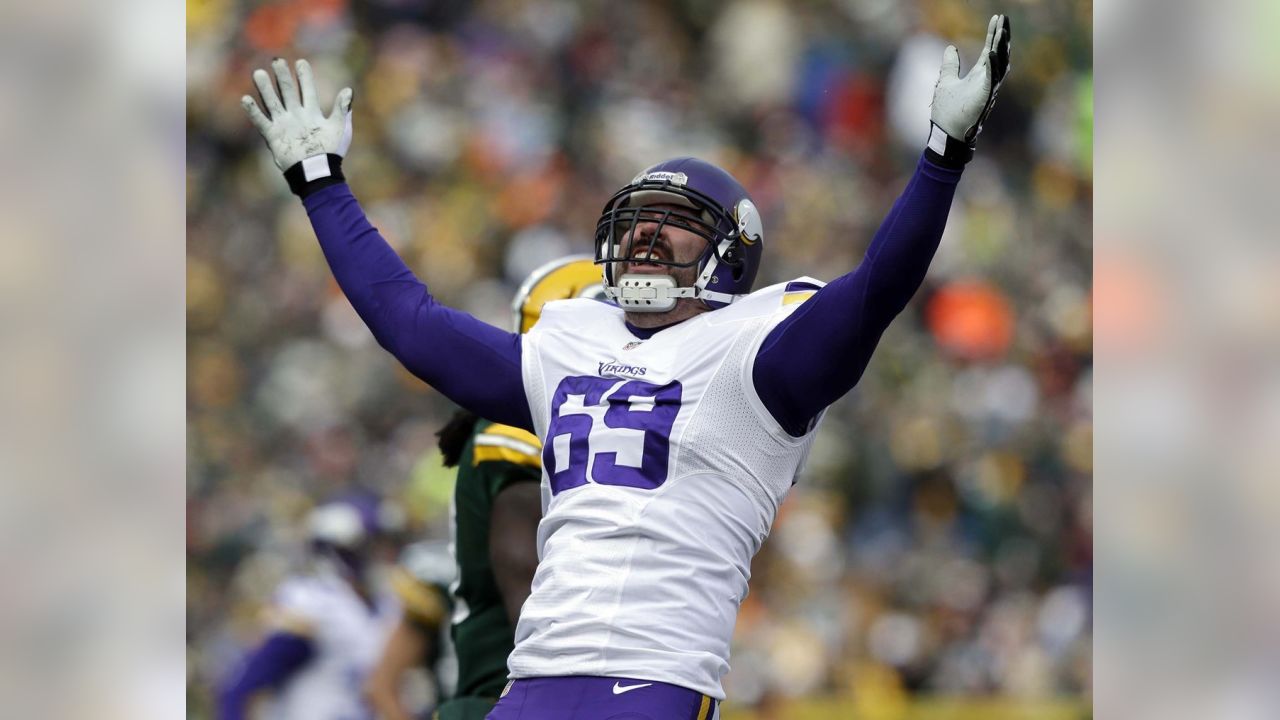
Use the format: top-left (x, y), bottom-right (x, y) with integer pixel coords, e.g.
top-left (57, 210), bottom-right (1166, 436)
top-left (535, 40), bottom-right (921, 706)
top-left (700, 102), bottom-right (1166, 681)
top-left (485, 676), bottom-right (715, 720)
top-left (753, 153), bottom-right (964, 436)
top-left (301, 184), bottom-right (532, 430)
top-left (783, 280), bottom-right (823, 293)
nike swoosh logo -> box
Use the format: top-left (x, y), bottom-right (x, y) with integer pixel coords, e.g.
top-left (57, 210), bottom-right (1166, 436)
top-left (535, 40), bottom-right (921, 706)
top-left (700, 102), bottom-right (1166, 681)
top-left (612, 682), bottom-right (653, 695)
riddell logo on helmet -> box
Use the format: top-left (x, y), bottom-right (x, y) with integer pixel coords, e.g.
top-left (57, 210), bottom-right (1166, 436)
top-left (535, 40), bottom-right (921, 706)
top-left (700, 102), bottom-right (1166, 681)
top-left (598, 360), bottom-right (648, 378)
top-left (634, 171), bottom-right (688, 186)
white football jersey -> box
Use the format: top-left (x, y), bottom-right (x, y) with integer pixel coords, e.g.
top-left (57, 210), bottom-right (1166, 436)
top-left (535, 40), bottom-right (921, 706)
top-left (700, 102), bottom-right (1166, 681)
top-left (263, 568), bottom-right (400, 720)
top-left (511, 278), bottom-right (825, 699)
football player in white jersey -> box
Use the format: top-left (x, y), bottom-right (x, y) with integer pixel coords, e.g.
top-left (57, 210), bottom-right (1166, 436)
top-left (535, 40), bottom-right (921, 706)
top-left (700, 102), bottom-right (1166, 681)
top-left (242, 13), bottom-right (1011, 720)
top-left (217, 496), bottom-right (401, 720)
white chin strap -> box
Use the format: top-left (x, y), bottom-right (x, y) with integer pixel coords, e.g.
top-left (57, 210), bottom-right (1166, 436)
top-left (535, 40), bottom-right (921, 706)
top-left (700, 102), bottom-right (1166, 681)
top-left (605, 238), bottom-right (738, 312)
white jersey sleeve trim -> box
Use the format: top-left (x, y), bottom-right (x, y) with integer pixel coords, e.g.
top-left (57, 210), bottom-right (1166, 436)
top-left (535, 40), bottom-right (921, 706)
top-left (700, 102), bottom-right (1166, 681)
top-left (521, 322), bottom-right (550, 440)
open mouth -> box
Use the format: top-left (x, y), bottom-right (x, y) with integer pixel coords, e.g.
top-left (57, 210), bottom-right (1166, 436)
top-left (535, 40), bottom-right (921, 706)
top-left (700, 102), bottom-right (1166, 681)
top-left (626, 247), bottom-right (670, 272)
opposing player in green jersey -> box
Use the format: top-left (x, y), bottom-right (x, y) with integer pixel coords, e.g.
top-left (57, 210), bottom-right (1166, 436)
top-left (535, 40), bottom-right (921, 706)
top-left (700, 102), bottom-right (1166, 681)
top-left (365, 256), bottom-right (606, 720)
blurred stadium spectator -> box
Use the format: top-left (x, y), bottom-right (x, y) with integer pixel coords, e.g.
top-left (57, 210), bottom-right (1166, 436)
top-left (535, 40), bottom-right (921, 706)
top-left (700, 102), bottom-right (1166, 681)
top-left (188, 0), bottom-right (1090, 716)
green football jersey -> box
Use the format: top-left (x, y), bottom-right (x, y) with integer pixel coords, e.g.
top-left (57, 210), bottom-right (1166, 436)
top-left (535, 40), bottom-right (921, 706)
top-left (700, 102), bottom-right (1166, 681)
top-left (447, 420), bottom-right (541, 702)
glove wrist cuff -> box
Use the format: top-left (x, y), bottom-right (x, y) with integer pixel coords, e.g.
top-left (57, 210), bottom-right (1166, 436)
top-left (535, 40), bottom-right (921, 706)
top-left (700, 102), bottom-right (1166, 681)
top-left (284, 154), bottom-right (345, 198)
top-left (924, 123), bottom-right (974, 170)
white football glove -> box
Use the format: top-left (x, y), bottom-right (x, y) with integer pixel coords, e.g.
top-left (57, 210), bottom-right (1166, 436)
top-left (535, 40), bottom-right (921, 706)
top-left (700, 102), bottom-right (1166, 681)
top-left (242, 58), bottom-right (353, 175)
top-left (929, 14), bottom-right (1012, 157)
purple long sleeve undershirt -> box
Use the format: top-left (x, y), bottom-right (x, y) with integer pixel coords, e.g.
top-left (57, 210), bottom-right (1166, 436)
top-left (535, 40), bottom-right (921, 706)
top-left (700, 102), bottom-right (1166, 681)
top-left (303, 186), bottom-right (533, 431)
top-left (301, 153), bottom-right (958, 438)
top-left (217, 632), bottom-right (315, 720)
top-left (753, 155), bottom-right (963, 436)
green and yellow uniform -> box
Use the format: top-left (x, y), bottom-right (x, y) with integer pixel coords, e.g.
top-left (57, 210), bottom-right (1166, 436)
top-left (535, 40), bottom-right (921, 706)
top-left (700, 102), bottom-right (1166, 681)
top-left (438, 420), bottom-right (541, 720)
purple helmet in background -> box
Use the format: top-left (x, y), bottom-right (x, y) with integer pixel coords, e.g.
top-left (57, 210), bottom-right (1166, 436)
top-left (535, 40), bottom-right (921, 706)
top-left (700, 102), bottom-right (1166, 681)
top-left (330, 488), bottom-right (404, 538)
top-left (307, 489), bottom-right (404, 580)
top-left (594, 157), bottom-right (765, 309)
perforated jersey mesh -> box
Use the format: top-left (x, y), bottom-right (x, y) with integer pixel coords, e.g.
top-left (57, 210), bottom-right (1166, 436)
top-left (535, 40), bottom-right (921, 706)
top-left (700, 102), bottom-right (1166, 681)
top-left (675, 311), bottom-right (817, 516)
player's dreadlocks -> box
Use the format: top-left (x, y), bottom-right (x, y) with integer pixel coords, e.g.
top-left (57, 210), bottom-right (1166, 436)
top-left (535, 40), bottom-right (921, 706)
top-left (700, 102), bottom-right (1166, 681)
top-left (437, 409), bottom-right (480, 468)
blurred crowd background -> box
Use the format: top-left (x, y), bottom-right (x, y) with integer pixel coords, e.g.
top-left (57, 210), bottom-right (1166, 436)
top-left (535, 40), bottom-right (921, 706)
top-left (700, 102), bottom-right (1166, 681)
top-left (187, 0), bottom-right (1091, 717)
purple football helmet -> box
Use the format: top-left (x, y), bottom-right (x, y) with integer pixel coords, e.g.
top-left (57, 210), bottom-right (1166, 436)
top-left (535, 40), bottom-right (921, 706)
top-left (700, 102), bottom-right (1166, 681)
top-left (307, 489), bottom-right (404, 581)
top-left (594, 157), bottom-right (764, 311)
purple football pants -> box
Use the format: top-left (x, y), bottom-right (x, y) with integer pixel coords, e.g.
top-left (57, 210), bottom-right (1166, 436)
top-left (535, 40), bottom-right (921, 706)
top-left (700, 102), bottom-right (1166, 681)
top-left (484, 676), bottom-right (718, 720)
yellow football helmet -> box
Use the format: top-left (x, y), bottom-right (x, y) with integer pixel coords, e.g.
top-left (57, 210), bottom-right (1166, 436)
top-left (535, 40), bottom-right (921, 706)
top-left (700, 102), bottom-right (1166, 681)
top-left (511, 255), bottom-right (608, 333)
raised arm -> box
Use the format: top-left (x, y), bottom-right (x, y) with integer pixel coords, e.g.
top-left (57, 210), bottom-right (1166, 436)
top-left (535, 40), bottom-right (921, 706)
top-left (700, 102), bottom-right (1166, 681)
top-left (303, 184), bottom-right (530, 429)
top-left (754, 156), bottom-right (962, 436)
top-left (243, 59), bottom-right (531, 430)
top-left (754, 15), bottom-right (1012, 437)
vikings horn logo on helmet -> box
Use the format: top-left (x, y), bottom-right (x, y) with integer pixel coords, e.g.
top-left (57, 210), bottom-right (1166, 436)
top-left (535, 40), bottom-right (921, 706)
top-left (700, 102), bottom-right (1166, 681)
top-left (735, 199), bottom-right (763, 246)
